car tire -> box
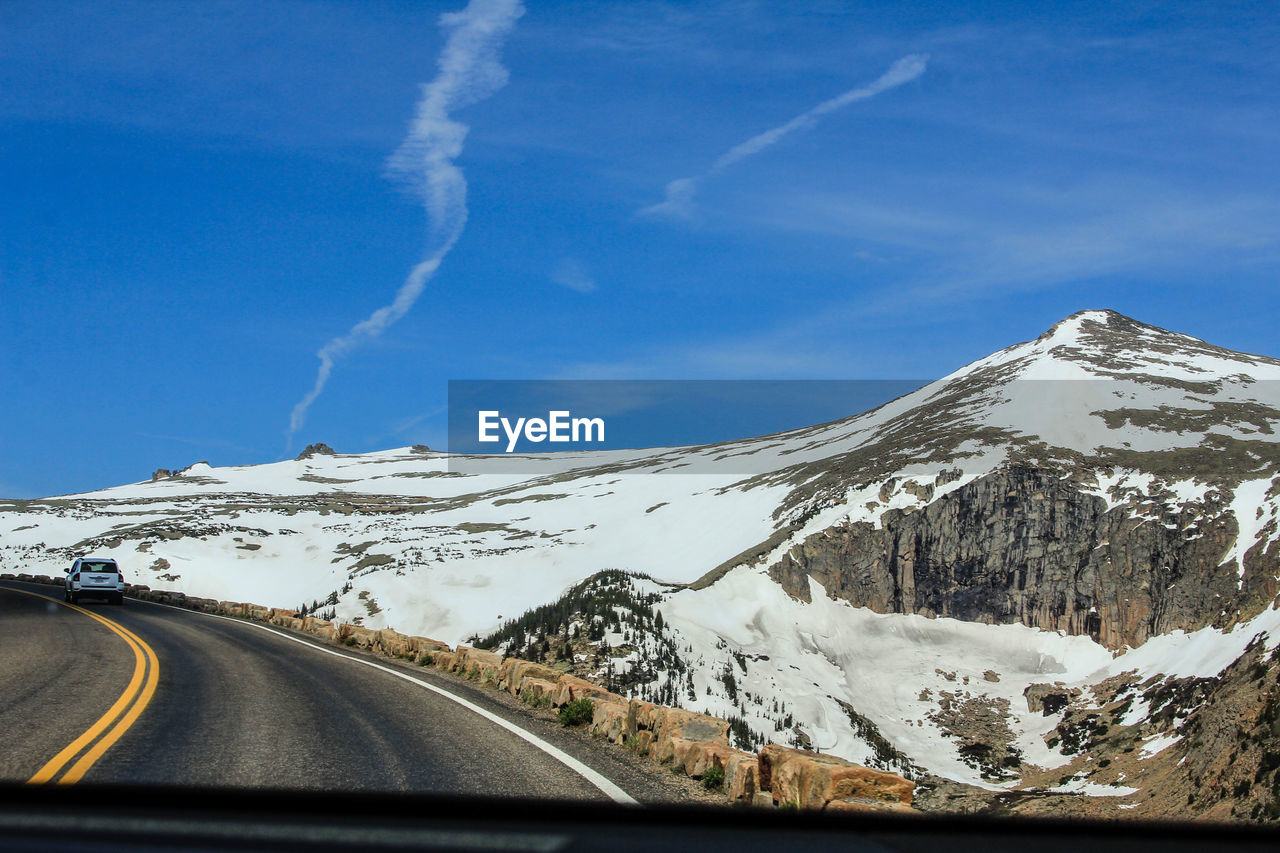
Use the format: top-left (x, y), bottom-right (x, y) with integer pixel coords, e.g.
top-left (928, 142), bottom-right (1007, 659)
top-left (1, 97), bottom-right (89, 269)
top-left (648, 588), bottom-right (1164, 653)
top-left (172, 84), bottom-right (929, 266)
top-left (69, 593), bottom-right (78, 604)
top-left (113, 594), bottom-right (124, 605)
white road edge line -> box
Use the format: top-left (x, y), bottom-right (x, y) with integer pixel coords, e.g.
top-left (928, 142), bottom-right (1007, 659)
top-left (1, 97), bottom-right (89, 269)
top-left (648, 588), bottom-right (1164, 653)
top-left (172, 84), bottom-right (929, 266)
top-left (138, 598), bottom-right (638, 805)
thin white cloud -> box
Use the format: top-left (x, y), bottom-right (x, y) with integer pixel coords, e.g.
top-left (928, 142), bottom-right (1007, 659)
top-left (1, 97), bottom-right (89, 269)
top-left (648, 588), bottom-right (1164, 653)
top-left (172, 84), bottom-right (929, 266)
top-left (747, 180), bottom-right (1280, 304)
top-left (639, 53), bottom-right (928, 220)
top-left (551, 257), bottom-right (599, 293)
top-left (389, 405), bottom-right (449, 435)
top-left (288, 0), bottom-right (524, 444)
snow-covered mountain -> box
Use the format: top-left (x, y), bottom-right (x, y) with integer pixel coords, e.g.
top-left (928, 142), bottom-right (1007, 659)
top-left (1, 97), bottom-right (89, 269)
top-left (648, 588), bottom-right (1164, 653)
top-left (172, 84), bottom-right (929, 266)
top-left (4, 309), bottom-right (1280, 819)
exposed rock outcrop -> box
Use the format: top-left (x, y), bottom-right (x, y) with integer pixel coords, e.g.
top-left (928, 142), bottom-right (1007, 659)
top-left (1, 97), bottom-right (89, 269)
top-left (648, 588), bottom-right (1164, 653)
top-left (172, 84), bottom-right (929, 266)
top-left (770, 465), bottom-right (1280, 649)
top-left (295, 443), bottom-right (336, 460)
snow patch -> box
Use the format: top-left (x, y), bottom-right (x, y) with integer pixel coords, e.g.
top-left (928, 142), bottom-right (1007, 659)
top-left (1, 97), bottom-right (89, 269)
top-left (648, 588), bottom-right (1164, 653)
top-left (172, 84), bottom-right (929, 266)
top-left (1139, 732), bottom-right (1181, 759)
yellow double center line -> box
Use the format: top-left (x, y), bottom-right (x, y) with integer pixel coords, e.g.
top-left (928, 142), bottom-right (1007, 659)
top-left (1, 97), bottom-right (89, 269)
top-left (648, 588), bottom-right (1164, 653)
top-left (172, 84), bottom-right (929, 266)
top-left (8, 587), bottom-right (159, 785)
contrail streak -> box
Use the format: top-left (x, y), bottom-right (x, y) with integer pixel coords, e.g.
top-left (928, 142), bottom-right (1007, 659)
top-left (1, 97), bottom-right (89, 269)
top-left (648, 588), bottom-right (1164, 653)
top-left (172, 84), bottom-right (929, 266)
top-left (288, 0), bottom-right (524, 444)
top-left (640, 53), bottom-right (928, 220)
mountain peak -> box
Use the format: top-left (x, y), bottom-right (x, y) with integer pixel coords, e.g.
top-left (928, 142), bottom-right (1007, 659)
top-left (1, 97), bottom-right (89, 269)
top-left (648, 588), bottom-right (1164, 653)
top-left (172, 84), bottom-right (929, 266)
top-left (1039, 307), bottom-right (1119, 335)
top-left (1036, 309), bottom-right (1173, 346)
top-left (956, 309), bottom-right (1280, 383)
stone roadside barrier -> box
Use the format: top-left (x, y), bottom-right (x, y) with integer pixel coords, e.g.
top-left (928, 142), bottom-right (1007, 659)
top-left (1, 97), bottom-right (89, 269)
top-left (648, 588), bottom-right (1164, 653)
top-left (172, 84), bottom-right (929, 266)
top-left (2, 572), bottom-right (914, 811)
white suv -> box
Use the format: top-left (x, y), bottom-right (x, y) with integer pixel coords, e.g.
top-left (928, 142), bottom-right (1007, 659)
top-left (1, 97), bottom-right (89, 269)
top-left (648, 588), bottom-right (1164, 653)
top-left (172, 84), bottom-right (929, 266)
top-left (65, 557), bottom-right (126, 605)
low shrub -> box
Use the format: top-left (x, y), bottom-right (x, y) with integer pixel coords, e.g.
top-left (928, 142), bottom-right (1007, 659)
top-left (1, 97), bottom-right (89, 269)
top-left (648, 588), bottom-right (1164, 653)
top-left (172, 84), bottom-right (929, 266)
top-left (700, 765), bottom-right (725, 790)
top-left (558, 698), bottom-right (594, 727)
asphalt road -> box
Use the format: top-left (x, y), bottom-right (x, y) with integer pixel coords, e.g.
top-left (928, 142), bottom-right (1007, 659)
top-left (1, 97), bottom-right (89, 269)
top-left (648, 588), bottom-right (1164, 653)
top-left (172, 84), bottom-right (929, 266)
top-left (0, 580), bottom-right (676, 801)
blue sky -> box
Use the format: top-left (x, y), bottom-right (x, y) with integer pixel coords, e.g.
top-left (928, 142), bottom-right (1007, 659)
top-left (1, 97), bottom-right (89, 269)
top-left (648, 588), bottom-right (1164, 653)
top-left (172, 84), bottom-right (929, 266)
top-left (2, 1), bottom-right (1278, 497)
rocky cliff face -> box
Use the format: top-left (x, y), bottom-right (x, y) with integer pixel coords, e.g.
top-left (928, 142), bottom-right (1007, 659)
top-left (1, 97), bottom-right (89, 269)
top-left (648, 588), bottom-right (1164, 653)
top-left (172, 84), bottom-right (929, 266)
top-left (770, 465), bottom-right (1280, 649)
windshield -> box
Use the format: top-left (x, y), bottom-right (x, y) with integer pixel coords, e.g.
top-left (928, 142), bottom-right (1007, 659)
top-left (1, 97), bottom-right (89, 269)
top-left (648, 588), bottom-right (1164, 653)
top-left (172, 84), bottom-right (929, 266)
top-left (2, 0), bottom-right (1279, 840)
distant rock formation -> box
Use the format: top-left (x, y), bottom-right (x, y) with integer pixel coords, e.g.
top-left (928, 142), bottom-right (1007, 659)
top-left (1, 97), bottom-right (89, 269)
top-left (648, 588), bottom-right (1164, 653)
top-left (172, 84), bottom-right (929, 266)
top-left (296, 443), bottom-right (336, 460)
top-left (151, 462), bottom-right (211, 481)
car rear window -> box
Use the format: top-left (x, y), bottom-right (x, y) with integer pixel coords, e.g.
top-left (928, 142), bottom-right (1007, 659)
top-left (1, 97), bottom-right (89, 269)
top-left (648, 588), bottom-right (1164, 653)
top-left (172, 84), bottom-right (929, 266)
top-left (81, 562), bottom-right (118, 573)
